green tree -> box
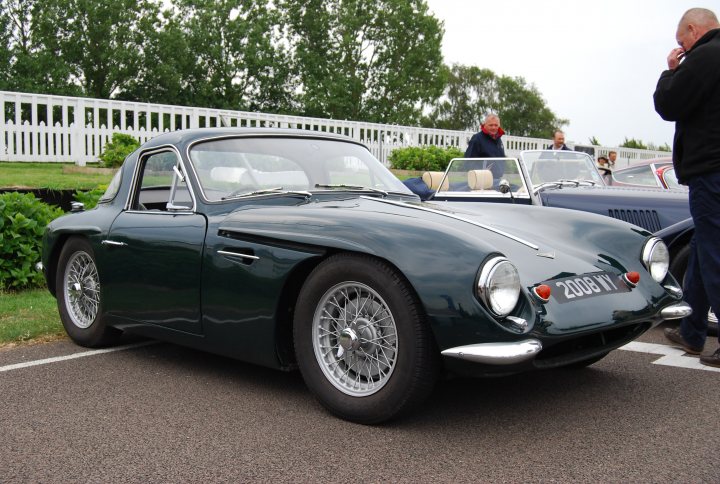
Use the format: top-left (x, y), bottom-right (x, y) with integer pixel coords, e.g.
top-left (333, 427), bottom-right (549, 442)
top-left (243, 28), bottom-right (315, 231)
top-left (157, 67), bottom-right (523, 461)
top-left (620, 137), bottom-right (648, 150)
top-left (588, 136), bottom-right (601, 145)
top-left (422, 64), bottom-right (567, 138)
top-left (282, 0), bottom-right (445, 124)
top-left (30, 0), bottom-right (159, 99)
top-left (1, 0), bottom-right (80, 95)
top-left (155, 0), bottom-right (297, 112)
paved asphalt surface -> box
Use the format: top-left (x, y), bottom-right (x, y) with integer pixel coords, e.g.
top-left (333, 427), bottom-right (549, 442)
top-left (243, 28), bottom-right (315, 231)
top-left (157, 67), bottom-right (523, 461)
top-left (1, 321), bottom-right (718, 483)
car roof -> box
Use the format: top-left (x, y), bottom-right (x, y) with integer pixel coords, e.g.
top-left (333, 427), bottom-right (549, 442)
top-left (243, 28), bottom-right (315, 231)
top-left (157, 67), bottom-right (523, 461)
top-left (140, 127), bottom-right (362, 150)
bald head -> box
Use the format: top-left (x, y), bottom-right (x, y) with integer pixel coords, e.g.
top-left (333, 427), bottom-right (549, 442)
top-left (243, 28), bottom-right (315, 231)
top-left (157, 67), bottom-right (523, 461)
top-left (676, 8), bottom-right (720, 51)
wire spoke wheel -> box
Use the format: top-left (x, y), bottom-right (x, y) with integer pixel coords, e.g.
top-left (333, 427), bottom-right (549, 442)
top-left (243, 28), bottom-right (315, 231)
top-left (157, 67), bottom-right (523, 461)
top-left (313, 282), bottom-right (398, 396)
top-left (63, 251), bottom-right (101, 329)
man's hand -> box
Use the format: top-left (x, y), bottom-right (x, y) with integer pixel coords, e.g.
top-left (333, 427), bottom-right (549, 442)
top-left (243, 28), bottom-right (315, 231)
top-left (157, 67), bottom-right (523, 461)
top-left (667, 47), bottom-right (685, 70)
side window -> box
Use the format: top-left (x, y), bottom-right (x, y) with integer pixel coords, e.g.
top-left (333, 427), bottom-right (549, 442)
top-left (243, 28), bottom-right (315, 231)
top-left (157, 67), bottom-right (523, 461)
top-left (133, 150), bottom-right (193, 211)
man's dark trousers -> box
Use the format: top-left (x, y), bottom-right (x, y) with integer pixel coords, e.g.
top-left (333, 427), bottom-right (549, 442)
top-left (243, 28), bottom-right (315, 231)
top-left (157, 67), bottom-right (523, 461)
top-left (680, 171), bottom-right (720, 347)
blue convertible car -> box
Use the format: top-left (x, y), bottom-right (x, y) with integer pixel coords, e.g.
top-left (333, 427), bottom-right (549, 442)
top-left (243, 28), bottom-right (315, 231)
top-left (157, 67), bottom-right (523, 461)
top-left (42, 129), bottom-right (690, 423)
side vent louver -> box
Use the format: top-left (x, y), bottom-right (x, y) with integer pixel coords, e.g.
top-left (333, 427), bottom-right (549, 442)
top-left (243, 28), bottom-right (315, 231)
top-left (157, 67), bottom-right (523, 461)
top-left (607, 209), bottom-right (662, 232)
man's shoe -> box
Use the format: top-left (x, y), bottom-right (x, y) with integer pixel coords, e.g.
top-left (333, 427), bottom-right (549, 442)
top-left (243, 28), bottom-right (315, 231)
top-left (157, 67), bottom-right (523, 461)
top-left (700, 349), bottom-right (720, 368)
top-left (664, 327), bottom-right (703, 355)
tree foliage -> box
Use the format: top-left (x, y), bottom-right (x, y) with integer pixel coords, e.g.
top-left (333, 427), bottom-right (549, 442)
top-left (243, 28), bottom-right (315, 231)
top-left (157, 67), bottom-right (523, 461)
top-left (422, 64), bottom-right (568, 138)
top-left (282, 0), bottom-right (445, 124)
top-left (620, 137), bottom-right (648, 150)
top-left (2, 0), bottom-right (577, 139)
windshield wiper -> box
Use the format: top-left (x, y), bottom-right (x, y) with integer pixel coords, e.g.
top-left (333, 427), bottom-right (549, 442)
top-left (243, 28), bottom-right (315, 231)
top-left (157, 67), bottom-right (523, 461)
top-left (532, 179), bottom-right (597, 194)
top-left (222, 187), bottom-right (312, 200)
top-left (314, 184), bottom-right (388, 197)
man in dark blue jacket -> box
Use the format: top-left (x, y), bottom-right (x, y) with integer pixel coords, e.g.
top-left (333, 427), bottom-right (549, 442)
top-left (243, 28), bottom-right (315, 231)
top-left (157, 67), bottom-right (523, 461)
top-left (654, 7), bottom-right (720, 367)
top-left (464, 114), bottom-right (506, 180)
top-left (545, 130), bottom-right (571, 151)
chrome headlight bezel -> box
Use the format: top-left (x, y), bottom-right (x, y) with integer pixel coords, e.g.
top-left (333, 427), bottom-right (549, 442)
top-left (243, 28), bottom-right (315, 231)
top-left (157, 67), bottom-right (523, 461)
top-left (642, 237), bottom-right (669, 283)
top-left (477, 256), bottom-right (521, 318)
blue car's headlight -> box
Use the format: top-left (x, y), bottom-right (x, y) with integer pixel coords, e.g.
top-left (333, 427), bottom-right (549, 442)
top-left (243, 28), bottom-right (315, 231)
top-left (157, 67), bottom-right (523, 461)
top-left (477, 256), bottom-right (521, 317)
top-left (642, 237), bottom-right (669, 283)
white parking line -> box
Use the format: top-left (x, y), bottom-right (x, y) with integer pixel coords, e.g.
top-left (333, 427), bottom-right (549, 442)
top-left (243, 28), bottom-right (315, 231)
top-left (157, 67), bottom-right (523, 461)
top-left (0, 341), bottom-right (157, 373)
top-left (620, 341), bottom-right (720, 372)
top-left (1, 340), bottom-right (716, 374)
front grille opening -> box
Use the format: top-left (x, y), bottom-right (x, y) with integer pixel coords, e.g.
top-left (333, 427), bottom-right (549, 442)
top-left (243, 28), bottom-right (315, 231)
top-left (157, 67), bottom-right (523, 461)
top-left (534, 322), bottom-right (651, 369)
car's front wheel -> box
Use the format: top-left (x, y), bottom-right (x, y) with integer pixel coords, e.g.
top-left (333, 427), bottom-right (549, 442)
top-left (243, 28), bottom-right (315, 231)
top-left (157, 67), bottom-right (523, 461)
top-left (293, 254), bottom-right (439, 424)
top-left (56, 237), bottom-right (121, 347)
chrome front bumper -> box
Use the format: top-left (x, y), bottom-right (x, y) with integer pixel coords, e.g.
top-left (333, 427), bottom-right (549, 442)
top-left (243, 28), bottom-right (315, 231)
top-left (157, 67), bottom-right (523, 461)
top-left (660, 302), bottom-right (692, 320)
top-left (441, 339), bottom-right (542, 365)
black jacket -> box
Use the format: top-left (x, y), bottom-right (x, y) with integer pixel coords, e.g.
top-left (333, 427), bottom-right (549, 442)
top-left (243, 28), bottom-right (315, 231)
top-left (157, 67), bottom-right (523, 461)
top-left (465, 131), bottom-right (506, 179)
top-left (545, 144), bottom-right (570, 151)
top-left (654, 28), bottom-right (720, 183)
top-left (465, 131), bottom-right (506, 158)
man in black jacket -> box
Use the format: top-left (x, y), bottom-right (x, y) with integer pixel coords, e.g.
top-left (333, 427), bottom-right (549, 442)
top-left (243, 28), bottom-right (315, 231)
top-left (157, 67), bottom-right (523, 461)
top-left (545, 130), bottom-right (571, 151)
top-left (654, 7), bottom-right (720, 366)
top-left (464, 113), bottom-right (506, 180)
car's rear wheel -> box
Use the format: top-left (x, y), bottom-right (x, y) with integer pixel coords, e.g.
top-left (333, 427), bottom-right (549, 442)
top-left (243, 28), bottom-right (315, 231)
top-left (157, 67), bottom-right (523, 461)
top-left (56, 237), bottom-right (121, 347)
top-left (293, 254), bottom-right (438, 424)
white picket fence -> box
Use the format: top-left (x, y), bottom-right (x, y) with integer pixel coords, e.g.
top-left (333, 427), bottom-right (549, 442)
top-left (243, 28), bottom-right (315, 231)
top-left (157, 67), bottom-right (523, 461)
top-left (0, 90), bottom-right (668, 167)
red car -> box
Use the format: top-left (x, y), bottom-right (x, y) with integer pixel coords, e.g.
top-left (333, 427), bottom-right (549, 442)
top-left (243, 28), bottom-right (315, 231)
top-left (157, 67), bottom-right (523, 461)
top-left (610, 157), bottom-right (685, 190)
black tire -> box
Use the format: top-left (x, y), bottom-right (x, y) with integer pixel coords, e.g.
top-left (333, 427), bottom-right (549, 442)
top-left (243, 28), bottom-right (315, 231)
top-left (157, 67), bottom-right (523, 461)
top-left (56, 237), bottom-right (121, 347)
top-left (563, 352), bottom-right (609, 369)
top-left (669, 244), bottom-right (689, 284)
top-left (293, 254), bottom-right (439, 424)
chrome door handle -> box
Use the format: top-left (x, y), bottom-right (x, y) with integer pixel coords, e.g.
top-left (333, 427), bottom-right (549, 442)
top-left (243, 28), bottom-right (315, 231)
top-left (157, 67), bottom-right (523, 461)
top-left (101, 240), bottom-right (127, 247)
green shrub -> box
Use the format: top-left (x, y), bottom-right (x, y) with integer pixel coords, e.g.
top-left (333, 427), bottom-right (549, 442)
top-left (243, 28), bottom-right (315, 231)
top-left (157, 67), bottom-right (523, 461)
top-left (99, 133), bottom-right (140, 168)
top-left (0, 192), bottom-right (64, 290)
top-left (74, 186), bottom-right (106, 210)
top-left (388, 145), bottom-right (464, 172)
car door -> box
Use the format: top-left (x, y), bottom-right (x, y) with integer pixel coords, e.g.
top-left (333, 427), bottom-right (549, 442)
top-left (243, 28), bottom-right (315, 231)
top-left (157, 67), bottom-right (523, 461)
top-left (101, 148), bottom-right (206, 334)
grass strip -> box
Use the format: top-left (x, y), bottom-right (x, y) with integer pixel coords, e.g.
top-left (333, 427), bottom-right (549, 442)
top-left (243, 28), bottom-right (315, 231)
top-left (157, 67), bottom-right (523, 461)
top-left (0, 288), bottom-right (65, 346)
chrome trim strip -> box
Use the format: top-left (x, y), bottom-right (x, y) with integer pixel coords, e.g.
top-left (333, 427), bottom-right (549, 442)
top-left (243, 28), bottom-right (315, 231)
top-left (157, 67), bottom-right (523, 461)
top-left (660, 302), bottom-right (692, 320)
top-left (361, 197), bottom-right (539, 250)
top-left (217, 250), bottom-right (260, 261)
top-left (101, 240), bottom-right (127, 247)
top-left (441, 339), bottom-right (542, 365)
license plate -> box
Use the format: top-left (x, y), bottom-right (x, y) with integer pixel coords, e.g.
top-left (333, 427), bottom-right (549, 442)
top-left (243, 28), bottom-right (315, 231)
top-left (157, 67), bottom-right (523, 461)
top-left (544, 272), bottom-right (630, 304)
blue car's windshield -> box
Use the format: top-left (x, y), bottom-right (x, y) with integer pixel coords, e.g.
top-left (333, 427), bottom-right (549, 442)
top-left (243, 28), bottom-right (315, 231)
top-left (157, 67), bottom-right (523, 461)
top-left (521, 150), bottom-right (605, 187)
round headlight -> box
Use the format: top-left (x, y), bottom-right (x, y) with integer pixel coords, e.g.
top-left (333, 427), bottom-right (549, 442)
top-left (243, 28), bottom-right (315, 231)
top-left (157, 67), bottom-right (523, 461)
top-left (477, 257), bottom-right (521, 317)
top-left (642, 237), bottom-right (669, 283)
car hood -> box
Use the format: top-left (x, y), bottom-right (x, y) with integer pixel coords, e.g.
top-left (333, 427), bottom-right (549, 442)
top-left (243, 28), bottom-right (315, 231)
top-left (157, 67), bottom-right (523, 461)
top-left (218, 195), bottom-right (652, 285)
top-left (538, 185), bottom-right (690, 232)
top-left (216, 195), bottom-right (673, 343)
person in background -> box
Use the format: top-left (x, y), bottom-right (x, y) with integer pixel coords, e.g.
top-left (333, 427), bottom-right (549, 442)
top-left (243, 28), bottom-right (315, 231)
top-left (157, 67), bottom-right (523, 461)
top-left (546, 130), bottom-right (570, 151)
top-left (653, 7), bottom-right (720, 367)
top-left (608, 150), bottom-right (618, 167)
top-left (464, 113), bottom-right (506, 180)
top-left (597, 155), bottom-right (612, 184)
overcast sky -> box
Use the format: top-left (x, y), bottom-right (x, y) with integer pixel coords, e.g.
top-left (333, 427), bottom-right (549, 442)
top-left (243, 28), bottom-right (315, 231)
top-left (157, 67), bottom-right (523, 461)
top-left (424, 0), bottom-right (711, 148)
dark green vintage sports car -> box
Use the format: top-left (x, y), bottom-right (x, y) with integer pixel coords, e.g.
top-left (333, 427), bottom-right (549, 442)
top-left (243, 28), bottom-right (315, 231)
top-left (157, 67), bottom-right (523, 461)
top-left (42, 128), bottom-right (690, 424)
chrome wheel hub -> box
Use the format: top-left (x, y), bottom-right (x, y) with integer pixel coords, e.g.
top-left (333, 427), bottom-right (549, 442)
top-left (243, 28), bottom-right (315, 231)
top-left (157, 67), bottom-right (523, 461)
top-left (64, 251), bottom-right (100, 329)
top-left (312, 282), bottom-right (398, 397)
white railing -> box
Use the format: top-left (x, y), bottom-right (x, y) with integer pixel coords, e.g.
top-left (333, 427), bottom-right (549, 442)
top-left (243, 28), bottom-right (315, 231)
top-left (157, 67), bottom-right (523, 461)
top-left (0, 90), bottom-right (669, 168)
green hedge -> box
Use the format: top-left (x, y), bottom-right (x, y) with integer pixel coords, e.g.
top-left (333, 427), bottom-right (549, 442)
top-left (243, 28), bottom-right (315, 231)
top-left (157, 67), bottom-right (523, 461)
top-left (99, 133), bottom-right (140, 168)
top-left (0, 193), bottom-right (64, 290)
top-left (388, 145), bottom-right (464, 172)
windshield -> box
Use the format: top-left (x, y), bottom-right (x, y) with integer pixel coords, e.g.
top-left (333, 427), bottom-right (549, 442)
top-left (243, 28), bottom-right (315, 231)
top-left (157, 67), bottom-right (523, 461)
top-left (663, 167), bottom-right (683, 189)
top-left (520, 150), bottom-right (605, 187)
top-left (433, 157), bottom-right (530, 197)
top-left (189, 137), bottom-right (411, 201)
